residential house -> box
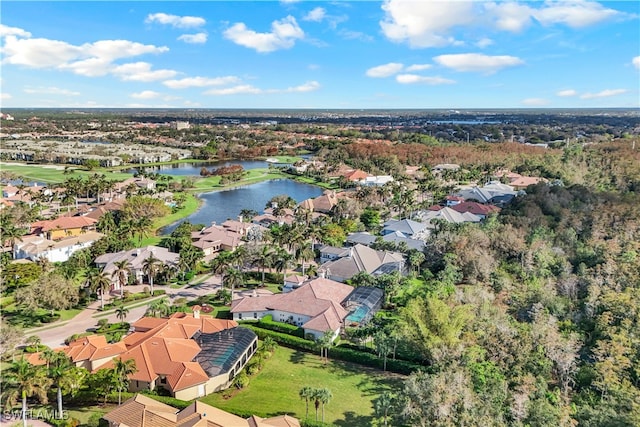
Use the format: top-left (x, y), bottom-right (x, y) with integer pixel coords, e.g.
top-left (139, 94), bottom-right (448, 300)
top-left (451, 201), bottom-right (501, 219)
top-left (283, 274), bottom-right (308, 293)
top-left (317, 244), bottom-right (405, 283)
top-left (13, 231), bottom-right (104, 263)
top-left (457, 181), bottom-right (517, 206)
top-left (298, 190), bottom-right (339, 214)
top-left (231, 277), bottom-right (356, 340)
top-left (358, 175), bottom-right (394, 187)
top-left (346, 231), bottom-right (425, 252)
top-left (381, 219), bottom-right (428, 238)
top-left (99, 311), bottom-right (257, 400)
top-left (63, 335), bottom-right (127, 371)
top-left (191, 223), bottom-right (247, 260)
top-left (414, 207), bottom-right (482, 233)
top-left (103, 393), bottom-right (301, 427)
top-left (30, 216), bottom-right (98, 240)
top-left (94, 245), bottom-right (179, 291)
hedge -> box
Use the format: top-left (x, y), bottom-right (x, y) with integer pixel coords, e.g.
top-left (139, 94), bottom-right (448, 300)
top-left (111, 392), bottom-right (191, 409)
top-left (254, 315), bottom-right (305, 337)
top-left (243, 325), bottom-right (424, 375)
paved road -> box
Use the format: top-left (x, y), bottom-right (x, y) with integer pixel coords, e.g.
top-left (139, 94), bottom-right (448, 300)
top-left (26, 275), bottom-right (223, 348)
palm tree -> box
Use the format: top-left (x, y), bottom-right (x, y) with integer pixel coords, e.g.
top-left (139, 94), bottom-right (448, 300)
top-left (374, 391), bottom-right (395, 427)
top-left (299, 386), bottom-right (314, 420)
top-left (253, 245), bottom-right (275, 286)
top-left (318, 330), bottom-right (334, 363)
top-left (115, 304), bottom-right (129, 323)
top-left (1, 356), bottom-right (51, 427)
top-left (111, 260), bottom-right (131, 298)
top-left (42, 349), bottom-right (73, 419)
top-left (132, 216), bottom-right (153, 243)
top-left (113, 358), bottom-right (137, 405)
top-left (223, 266), bottom-right (243, 303)
top-left (85, 268), bottom-right (111, 310)
top-left (142, 253), bottom-right (161, 296)
top-left (147, 297), bottom-right (170, 318)
top-left (317, 388), bottom-right (333, 423)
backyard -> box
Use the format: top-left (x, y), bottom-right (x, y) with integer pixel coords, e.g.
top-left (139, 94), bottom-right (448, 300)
top-left (201, 345), bottom-right (404, 426)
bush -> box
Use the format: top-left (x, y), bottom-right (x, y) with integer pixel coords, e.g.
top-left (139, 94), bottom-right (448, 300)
top-left (256, 315), bottom-right (305, 337)
top-left (244, 325), bottom-right (423, 375)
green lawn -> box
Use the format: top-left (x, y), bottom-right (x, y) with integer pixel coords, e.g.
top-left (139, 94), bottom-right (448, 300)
top-left (0, 163), bottom-right (133, 184)
top-left (200, 345), bottom-right (403, 426)
top-left (138, 192), bottom-right (201, 246)
top-left (190, 168), bottom-right (288, 192)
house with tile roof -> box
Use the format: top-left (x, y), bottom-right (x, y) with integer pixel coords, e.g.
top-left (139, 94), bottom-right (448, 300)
top-left (231, 277), bottom-right (355, 340)
top-left (92, 312), bottom-right (257, 400)
top-left (30, 216), bottom-right (98, 240)
top-left (94, 245), bottom-right (180, 291)
top-left (451, 201), bottom-right (501, 219)
top-left (103, 393), bottom-right (301, 427)
top-left (345, 231), bottom-right (426, 252)
top-left (381, 219), bottom-right (428, 238)
top-left (13, 231), bottom-right (104, 263)
top-left (191, 223), bottom-right (248, 259)
top-left (317, 244), bottom-right (405, 283)
top-left (414, 207), bottom-right (482, 229)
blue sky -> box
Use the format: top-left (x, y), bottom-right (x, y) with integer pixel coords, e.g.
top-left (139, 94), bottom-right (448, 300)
top-left (1, 1), bottom-right (638, 109)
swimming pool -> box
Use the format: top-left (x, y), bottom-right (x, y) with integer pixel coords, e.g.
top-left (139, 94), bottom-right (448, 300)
top-left (346, 305), bottom-right (369, 324)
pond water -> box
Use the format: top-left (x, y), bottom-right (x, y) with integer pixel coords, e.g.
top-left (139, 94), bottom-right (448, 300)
top-left (162, 179), bottom-right (324, 234)
top-left (125, 160), bottom-right (272, 176)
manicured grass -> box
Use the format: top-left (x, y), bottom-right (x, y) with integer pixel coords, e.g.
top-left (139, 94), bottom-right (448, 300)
top-left (58, 308), bottom-right (83, 321)
top-left (138, 192), bottom-right (201, 246)
top-left (200, 345), bottom-right (403, 426)
top-left (189, 168), bottom-right (289, 192)
top-left (268, 155), bottom-right (302, 163)
top-left (0, 163), bottom-right (133, 184)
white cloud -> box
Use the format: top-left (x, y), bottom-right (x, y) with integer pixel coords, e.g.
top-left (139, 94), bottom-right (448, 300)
top-left (2, 35), bottom-right (84, 68)
top-left (111, 62), bottom-right (178, 82)
top-left (223, 16), bottom-right (304, 53)
top-left (204, 80), bottom-right (320, 95)
top-left (338, 30), bottom-right (374, 42)
top-left (405, 64), bottom-right (432, 72)
top-left (2, 34), bottom-right (171, 81)
top-left (484, 2), bottom-right (534, 32)
top-left (131, 90), bottom-right (161, 99)
top-left (163, 76), bottom-right (241, 89)
top-left (1, 93), bottom-right (12, 100)
top-left (633, 56), bottom-right (640, 70)
top-left (533, 0), bottom-right (621, 28)
top-left (366, 62), bottom-right (404, 78)
top-left (476, 38), bottom-right (494, 48)
top-left (283, 81), bottom-right (320, 93)
top-left (204, 85), bottom-right (263, 95)
top-left (396, 74), bottom-right (455, 85)
top-left (557, 89), bottom-right (577, 97)
top-left (434, 53), bottom-right (524, 74)
top-left (178, 33), bottom-right (208, 44)
top-left (0, 24), bottom-right (32, 38)
top-left (380, 0), bottom-right (625, 48)
top-left (580, 89), bottom-right (627, 99)
top-left (145, 13), bottom-right (206, 28)
top-left (308, 64), bottom-right (320, 70)
top-left (380, 0), bottom-right (473, 48)
top-left (304, 7), bottom-right (326, 22)
top-left (522, 98), bottom-right (549, 106)
top-left (23, 86), bottom-right (80, 96)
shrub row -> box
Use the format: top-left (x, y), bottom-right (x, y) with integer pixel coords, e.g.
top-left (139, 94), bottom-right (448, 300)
top-left (243, 325), bottom-right (423, 375)
top-left (100, 290), bottom-right (166, 310)
top-left (257, 315), bottom-right (305, 337)
top-left (109, 391), bottom-right (191, 409)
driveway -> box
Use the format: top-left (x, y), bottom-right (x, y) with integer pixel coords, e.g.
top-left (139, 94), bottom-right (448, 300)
top-left (25, 275), bottom-right (223, 349)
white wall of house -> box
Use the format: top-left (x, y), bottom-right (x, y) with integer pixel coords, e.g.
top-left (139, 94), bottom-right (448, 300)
top-left (14, 240), bottom-right (96, 263)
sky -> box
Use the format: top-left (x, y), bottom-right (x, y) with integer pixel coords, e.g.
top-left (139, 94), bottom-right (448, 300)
top-left (1, 0), bottom-right (639, 109)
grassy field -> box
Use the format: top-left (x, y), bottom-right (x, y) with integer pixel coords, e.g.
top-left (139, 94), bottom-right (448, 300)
top-left (0, 162), bottom-right (133, 184)
top-left (200, 345), bottom-right (404, 426)
top-left (138, 192), bottom-right (201, 246)
top-left (189, 168), bottom-right (289, 192)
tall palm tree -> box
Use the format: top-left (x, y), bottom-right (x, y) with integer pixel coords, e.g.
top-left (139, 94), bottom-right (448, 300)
top-left (147, 297), bottom-right (170, 318)
top-left (111, 260), bottom-right (131, 298)
top-left (132, 216), bottom-right (154, 244)
top-left (142, 253), bottom-right (161, 296)
top-left (299, 386), bottom-right (314, 419)
top-left (253, 245), bottom-right (275, 286)
top-left (318, 388), bottom-right (333, 423)
top-left (1, 357), bottom-right (51, 427)
top-left (115, 304), bottom-right (129, 323)
top-left (42, 349), bottom-right (73, 419)
top-left (113, 358), bottom-right (137, 405)
top-left (85, 268), bottom-right (111, 310)
top-left (223, 266), bottom-right (243, 303)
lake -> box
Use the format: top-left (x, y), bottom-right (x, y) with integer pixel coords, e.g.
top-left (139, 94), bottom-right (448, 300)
top-left (162, 179), bottom-right (323, 234)
top-left (125, 160), bottom-right (280, 176)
